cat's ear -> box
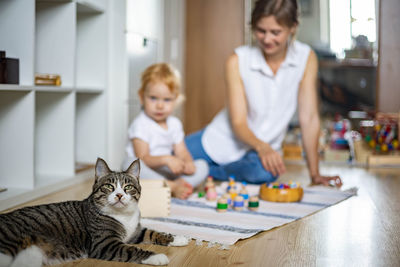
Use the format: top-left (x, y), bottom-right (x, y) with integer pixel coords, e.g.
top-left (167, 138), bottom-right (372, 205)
top-left (95, 158), bottom-right (111, 180)
top-left (125, 158), bottom-right (140, 178)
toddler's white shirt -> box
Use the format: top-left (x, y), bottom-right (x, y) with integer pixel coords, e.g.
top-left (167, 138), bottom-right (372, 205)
top-left (125, 111), bottom-right (184, 158)
top-left (202, 41), bottom-right (310, 164)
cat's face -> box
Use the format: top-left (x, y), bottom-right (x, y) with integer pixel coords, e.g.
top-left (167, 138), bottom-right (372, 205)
top-left (91, 158), bottom-right (141, 213)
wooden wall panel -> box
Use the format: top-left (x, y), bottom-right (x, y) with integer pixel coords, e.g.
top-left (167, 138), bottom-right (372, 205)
top-left (377, 0), bottom-right (400, 112)
top-left (184, 0), bottom-right (245, 134)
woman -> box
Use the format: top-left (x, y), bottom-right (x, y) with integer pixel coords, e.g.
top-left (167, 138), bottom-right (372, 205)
top-left (185, 0), bottom-right (342, 186)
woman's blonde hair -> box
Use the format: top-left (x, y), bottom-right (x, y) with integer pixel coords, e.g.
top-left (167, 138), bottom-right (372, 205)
top-left (138, 63), bottom-right (181, 99)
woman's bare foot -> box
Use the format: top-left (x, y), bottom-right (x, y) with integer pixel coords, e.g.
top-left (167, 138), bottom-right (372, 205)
top-left (166, 178), bottom-right (193, 199)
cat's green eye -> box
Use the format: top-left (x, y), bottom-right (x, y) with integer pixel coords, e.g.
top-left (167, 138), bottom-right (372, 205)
top-left (124, 185), bottom-right (134, 191)
top-left (104, 184), bottom-right (114, 190)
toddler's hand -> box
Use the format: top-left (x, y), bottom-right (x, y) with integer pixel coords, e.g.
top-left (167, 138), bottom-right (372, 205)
top-left (183, 161), bottom-right (196, 175)
top-left (165, 156), bottom-right (185, 175)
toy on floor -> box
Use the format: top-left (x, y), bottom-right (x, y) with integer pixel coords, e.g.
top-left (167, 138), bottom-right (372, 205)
top-left (233, 195), bottom-right (244, 211)
top-left (239, 182), bottom-right (249, 201)
top-left (206, 187), bottom-right (218, 201)
top-left (226, 176), bottom-right (239, 199)
top-left (215, 191), bottom-right (259, 212)
top-left (228, 176), bottom-right (236, 187)
top-left (259, 181), bottom-right (303, 202)
top-left (228, 187), bottom-right (237, 200)
top-left (204, 176), bottom-right (215, 192)
top-left (329, 115), bottom-right (351, 150)
top-left (222, 193), bottom-right (232, 206)
top-left (216, 197), bottom-right (228, 212)
top-left (199, 176), bottom-right (215, 199)
top-left (248, 196), bottom-right (259, 211)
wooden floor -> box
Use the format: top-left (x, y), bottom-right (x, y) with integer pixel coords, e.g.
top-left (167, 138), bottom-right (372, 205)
top-left (8, 163), bottom-right (400, 267)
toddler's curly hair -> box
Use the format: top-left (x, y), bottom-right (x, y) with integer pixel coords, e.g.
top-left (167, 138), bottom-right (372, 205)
top-left (138, 63), bottom-right (181, 99)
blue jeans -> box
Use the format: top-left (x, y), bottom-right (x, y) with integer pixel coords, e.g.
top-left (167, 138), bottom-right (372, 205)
top-left (185, 129), bottom-right (278, 184)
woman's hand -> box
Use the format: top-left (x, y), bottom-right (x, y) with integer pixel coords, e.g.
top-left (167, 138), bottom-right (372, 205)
top-left (256, 143), bottom-right (286, 177)
top-left (311, 174), bottom-right (342, 187)
top-left (183, 161), bottom-right (196, 175)
top-left (164, 156), bottom-right (185, 175)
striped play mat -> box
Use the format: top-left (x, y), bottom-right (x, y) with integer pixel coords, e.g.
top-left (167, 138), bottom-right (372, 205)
top-left (141, 183), bottom-right (357, 248)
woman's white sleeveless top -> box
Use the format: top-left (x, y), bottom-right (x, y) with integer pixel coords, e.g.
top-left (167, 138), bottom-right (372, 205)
top-left (202, 41), bottom-right (310, 164)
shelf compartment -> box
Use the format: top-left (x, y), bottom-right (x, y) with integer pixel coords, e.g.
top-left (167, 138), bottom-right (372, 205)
top-left (0, 91), bottom-right (35, 189)
top-left (75, 92), bottom-right (106, 164)
top-left (0, 0), bottom-right (35, 85)
top-left (35, 1), bottom-right (76, 87)
top-left (76, 11), bottom-right (107, 89)
top-left (76, 0), bottom-right (106, 14)
top-left (35, 91), bottom-right (75, 179)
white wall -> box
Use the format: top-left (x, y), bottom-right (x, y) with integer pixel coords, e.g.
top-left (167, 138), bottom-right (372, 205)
top-left (126, 0), bottom-right (165, 61)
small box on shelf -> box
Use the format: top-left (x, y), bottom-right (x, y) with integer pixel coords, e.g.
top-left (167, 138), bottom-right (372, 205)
top-left (0, 51), bottom-right (19, 84)
top-left (35, 74), bottom-right (61, 86)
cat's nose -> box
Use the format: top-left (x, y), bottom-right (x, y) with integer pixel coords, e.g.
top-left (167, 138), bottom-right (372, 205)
top-left (116, 193), bottom-right (123, 200)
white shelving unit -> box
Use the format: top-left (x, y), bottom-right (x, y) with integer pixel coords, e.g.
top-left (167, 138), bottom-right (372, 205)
top-left (0, 0), bottom-right (108, 210)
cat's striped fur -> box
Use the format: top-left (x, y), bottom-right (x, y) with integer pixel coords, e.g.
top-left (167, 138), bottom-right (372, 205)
top-left (0, 158), bottom-right (189, 266)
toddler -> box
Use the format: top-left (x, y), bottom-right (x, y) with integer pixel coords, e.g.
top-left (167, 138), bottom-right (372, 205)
top-left (122, 63), bottom-right (208, 199)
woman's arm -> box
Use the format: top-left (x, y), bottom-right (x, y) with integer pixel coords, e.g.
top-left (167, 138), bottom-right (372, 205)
top-left (298, 50), bottom-right (342, 186)
top-left (225, 54), bottom-right (285, 176)
top-left (132, 138), bottom-right (184, 174)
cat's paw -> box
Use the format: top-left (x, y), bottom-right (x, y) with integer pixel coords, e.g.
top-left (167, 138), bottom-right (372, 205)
top-left (169, 235), bottom-right (190, 247)
top-left (141, 253), bottom-right (169, 266)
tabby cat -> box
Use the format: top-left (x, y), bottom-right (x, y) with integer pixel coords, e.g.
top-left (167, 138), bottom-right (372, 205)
top-left (0, 158), bottom-right (189, 266)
